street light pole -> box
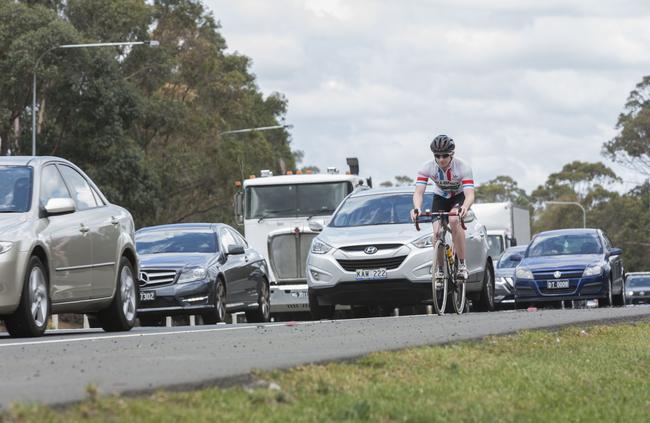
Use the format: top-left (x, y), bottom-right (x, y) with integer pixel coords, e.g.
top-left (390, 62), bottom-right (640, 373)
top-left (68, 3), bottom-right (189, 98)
top-left (31, 40), bottom-right (159, 156)
top-left (545, 201), bottom-right (587, 228)
top-left (219, 124), bottom-right (293, 136)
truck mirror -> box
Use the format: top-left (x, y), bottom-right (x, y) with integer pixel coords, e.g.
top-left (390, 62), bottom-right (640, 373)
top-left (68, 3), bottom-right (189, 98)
top-left (233, 191), bottom-right (244, 226)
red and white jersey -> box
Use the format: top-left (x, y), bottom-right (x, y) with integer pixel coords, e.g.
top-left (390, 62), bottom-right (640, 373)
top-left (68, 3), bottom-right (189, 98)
top-left (415, 157), bottom-right (475, 198)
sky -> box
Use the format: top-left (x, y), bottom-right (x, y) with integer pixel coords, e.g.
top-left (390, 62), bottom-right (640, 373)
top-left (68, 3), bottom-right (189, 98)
top-left (205, 0), bottom-right (650, 192)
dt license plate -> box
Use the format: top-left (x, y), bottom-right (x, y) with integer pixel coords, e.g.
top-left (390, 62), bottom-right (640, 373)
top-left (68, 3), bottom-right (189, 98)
top-left (355, 268), bottom-right (387, 280)
top-left (547, 280), bottom-right (569, 289)
top-left (140, 291), bottom-right (156, 301)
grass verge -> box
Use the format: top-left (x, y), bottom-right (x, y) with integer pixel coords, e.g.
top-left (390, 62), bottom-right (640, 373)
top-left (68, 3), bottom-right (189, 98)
top-left (5, 322), bottom-right (650, 422)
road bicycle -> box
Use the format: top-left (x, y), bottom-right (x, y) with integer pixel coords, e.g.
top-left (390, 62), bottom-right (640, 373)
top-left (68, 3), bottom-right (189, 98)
top-left (415, 210), bottom-right (467, 316)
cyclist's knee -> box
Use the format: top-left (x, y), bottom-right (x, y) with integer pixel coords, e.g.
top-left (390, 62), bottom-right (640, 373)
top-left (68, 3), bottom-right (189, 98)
top-left (449, 216), bottom-right (460, 227)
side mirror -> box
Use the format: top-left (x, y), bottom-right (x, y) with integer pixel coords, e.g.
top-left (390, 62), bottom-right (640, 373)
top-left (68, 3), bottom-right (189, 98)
top-left (233, 191), bottom-right (244, 226)
top-left (44, 198), bottom-right (75, 216)
top-left (510, 254), bottom-right (523, 262)
top-left (308, 220), bottom-right (324, 232)
top-left (227, 245), bottom-right (245, 255)
top-left (609, 247), bottom-right (623, 256)
top-left (509, 237), bottom-right (518, 247)
top-left (463, 210), bottom-right (476, 223)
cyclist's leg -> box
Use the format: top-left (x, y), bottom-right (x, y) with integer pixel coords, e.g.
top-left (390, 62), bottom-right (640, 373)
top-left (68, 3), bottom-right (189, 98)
top-left (448, 193), bottom-right (467, 279)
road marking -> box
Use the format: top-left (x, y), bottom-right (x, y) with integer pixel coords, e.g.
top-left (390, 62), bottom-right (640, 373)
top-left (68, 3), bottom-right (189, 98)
top-left (0, 321), bottom-right (321, 348)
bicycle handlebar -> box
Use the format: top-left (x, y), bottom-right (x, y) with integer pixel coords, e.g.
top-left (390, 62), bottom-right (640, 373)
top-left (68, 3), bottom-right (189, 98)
top-left (414, 211), bottom-right (467, 231)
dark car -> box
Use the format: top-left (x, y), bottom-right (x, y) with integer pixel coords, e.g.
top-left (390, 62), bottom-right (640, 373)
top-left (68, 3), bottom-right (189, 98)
top-left (494, 245), bottom-right (527, 305)
top-left (625, 272), bottom-right (650, 305)
top-left (514, 228), bottom-right (625, 307)
top-left (136, 223), bottom-right (270, 325)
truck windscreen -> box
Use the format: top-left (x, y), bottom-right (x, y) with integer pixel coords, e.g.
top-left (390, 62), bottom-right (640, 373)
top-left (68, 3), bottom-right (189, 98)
top-left (246, 182), bottom-right (352, 219)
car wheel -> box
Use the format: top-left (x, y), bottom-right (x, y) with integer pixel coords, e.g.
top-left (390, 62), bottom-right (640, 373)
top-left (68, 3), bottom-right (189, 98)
top-left (139, 315), bottom-right (165, 326)
top-left (613, 279), bottom-right (626, 307)
top-left (474, 262), bottom-right (495, 312)
top-left (5, 256), bottom-right (49, 337)
top-left (308, 288), bottom-right (334, 320)
top-left (203, 278), bottom-right (227, 325)
top-left (246, 279), bottom-right (271, 323)
top-left (598, 276), bottom-right (613, 308)
top-left (97, 257), bottom-right (138, 332)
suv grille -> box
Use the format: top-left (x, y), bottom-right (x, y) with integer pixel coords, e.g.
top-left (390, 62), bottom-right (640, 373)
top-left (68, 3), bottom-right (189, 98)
top-left (139, 269), bottom-right (177, 287)
top-left (337, 256), bottom-right (407, 271)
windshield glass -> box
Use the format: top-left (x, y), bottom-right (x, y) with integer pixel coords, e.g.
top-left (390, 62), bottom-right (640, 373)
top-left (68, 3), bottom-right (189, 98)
top-left (246, 182), bottom-right (352, 219)
top-left (497, 248), bottom-right (526, 268)
top-left (627, 277), bottom-right (650, 288)
top-left (331, 193), bottom-right (434, 227)
top-left (0, 166), bottom-right (33, 213)
top-left (136, 230), bottom-right (218, 254)
top-left (487, 235), bottom-right (505, 260)
top-left (528, 232), bottom-right (602, 257)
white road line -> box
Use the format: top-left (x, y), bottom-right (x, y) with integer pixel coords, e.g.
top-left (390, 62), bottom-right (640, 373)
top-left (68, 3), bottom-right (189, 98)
top-left (0, 320), bottom-right (322, 348)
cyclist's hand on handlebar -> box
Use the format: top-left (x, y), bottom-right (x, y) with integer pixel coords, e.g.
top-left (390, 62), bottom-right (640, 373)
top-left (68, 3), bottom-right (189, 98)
top-left (410, 208), bottom-right (420, 222)
top-left (457, 206), bottom-right (467, 220)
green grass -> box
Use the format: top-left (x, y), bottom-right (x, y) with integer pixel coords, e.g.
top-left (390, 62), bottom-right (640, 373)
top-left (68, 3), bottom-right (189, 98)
top-left (6, 322), bottom-right (650, 422)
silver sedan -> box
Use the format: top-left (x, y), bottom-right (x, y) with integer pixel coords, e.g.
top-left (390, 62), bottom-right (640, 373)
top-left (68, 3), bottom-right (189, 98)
top-left (306, 186), bottom-right (495, 318)
top-left (0, 157), bottom-right (138, 337)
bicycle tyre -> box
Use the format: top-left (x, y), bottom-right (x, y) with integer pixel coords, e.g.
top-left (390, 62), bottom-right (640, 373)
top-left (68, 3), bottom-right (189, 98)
top-left (449, 253), bottom-right (466, 315)
top-left (431, 240), bottom-right (448, 316)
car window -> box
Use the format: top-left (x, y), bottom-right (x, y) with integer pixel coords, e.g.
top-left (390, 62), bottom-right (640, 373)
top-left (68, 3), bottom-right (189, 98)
top-left (602, 233), bottom-right (613, 250)
top-left (57, 165), bottom-right (99, 211)
top-left (331, 193), bottom-right (435, 227)
top-left (90, 186), bottom-right (106, 206)
top-left (0, 166), bottom-right (33, 213)
top-left (627, 277), bottom-right (650, 288)
top-left (220, 229), bottom-right (237, 250)
top-left (136, 230), bottom-right (218, 254)
top-left (528, 233), bottom-right (602, 257)
top-left (40, 165), bottom-right (71, 207)
top-left (229, 228), bottom-right (248, 248)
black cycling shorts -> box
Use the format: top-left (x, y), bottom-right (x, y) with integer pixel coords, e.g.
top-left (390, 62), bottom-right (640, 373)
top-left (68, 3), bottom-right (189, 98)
top-left (430, 193), bottom-right (465, 222)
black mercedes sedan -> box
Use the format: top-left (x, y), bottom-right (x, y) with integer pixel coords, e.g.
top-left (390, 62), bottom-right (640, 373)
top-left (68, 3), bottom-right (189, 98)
top-left (135, 223), bottom-right (270, 325)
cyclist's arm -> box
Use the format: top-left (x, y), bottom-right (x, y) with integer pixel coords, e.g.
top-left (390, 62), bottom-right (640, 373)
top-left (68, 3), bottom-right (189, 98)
top-left (459, 168), bottom-right (475, 218)
top-left (413, 184), bottom-right (426, 211)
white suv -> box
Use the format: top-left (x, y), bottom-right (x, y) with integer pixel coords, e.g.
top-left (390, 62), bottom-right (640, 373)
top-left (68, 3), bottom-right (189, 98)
top-left (306, 186), bottom-right (495, 318)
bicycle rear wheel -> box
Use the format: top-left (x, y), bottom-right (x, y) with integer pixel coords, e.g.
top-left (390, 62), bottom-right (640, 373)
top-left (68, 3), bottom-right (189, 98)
top-left (431, 240), bottom-right (448, 316)
top-left (448, 253), bottom-right (466, 314)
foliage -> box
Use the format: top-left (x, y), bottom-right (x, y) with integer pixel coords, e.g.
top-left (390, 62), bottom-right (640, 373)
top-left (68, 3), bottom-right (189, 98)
top-left (475, 175), bottom-right (530, 207)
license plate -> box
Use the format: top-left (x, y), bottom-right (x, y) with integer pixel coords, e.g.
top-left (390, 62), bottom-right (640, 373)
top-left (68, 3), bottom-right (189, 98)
top-left (547, 280), bottom-right (569, 289)
top-left (140, 291), bottom-right (156, 301)
top-left (355, 268), bottom-right (387, 280)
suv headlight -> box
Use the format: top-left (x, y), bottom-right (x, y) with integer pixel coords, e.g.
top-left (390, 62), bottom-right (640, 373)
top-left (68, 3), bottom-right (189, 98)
top-left (177, 267), bottom-right (207, 284)
top-left (311, 239), bottom-right (332, 255)
top-left (412, 234), bottom-right (433, 249)
top-left (515, 267), bottom-right (533, 280)
top-left (0, 241), bottom-right (14, 254)
top-left (582, 263), bottom-right (603, 277)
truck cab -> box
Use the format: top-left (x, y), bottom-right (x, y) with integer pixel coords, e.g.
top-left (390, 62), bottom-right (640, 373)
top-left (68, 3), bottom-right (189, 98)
top-left (472, 202), bottom-right (531, 263)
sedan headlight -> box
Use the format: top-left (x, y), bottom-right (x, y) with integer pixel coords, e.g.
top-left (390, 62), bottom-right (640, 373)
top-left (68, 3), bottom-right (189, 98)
top-left (626, 290), bottom-right (634, 297)
top-left (311, 239), bottom-right (332, 255)
top-left (0, 241), bottom-right (14, 254)
top-left (412, 234), bottom-right (433, 249)
top-left (582, 263), bottom-right (604, 277)
top-left (515, 267), bottom-right (533, 280)
top-left (177, 267), bottom-right (208, 284)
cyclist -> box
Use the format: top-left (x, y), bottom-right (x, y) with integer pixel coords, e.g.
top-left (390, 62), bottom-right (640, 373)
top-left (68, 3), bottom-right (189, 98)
top-left (410, 134), bottom-right (475, 280)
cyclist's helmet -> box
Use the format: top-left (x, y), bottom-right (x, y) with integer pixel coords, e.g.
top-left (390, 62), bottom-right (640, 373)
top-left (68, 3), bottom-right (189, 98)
top-left (430, 134), bottom-right (455, 154)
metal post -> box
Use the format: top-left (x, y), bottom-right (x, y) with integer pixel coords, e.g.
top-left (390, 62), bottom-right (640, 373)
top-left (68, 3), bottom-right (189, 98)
top-left (32, 72), bottom-right (36, 156)
top-left (189, 315), bottom-right (195, 326)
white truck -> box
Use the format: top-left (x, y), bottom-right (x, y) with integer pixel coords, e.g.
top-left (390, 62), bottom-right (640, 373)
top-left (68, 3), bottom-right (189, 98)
top-left (234, 159), bottom-right (368, 316)
top-left (471, 202), bottom-right (531, 261)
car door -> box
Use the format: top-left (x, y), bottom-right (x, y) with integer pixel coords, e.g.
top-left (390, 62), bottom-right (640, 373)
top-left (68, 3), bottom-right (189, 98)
top-left (228, 227), bottom-right (259, 305)
top-left (39, 164), bottom-right (94, 302)
top-left (57, 165), bottom-right (118, 299)
top-left (464, 213), bottom-right (487, 277)
top-left (219, 227), bottom-right (247, 305)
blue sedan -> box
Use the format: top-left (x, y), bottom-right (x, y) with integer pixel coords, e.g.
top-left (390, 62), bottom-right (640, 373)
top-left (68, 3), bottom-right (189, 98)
top-left (514, 229), bottom-right (625, 307)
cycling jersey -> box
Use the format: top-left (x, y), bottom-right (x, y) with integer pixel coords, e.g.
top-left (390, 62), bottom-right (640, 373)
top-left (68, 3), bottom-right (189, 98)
top-left (415, 157), bottom-right (475, 198)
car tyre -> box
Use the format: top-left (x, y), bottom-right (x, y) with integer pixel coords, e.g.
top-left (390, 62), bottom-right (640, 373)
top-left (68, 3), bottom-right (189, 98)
top-left (5, 256), bottom-right (50, 338)
top-left (598, 276), bottom-right (613, 308)
top-left (246, 279), bottom-right (271, 323)
top-left (613, 279), bottom-right (626, 307)
top-left (474, 261), bottom-right (495, 312)
top-left (202, 278), bottom-right (227, 324)
top-left (97, 257), bottom-right (138, 332)
top-left (308, 288), bottom-right (334, 320)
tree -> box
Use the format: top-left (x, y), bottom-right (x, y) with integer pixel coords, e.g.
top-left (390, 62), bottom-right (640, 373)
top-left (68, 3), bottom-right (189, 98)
top-left (604, 75), bottom-right (650, 177)
top-left (474, 175), bottom-right (530, 207)
top-left (394, 175), bottom-right (413, 186)
top-left (380, 181), bottom-right (393, 187)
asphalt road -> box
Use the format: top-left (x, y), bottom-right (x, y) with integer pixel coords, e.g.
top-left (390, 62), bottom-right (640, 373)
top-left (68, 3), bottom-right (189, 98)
top-left (2, 306), bottom-right (650, 409)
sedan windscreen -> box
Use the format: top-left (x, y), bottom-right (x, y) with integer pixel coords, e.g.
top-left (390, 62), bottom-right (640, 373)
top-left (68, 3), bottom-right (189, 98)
top-left (0, 166), bottom-right (33, 213)
top-left (627, 277), bottom-right (650, 288)
top-left (136, 231), bottom-right (218, 254)
top-left (331, 193), bottom-right (434, 227)
top-left (527, 233), bottom-right (602, 257)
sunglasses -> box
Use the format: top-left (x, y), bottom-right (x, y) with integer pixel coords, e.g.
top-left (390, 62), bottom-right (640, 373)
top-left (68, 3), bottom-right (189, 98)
top-left (434, 154), bottom-right (451, 159)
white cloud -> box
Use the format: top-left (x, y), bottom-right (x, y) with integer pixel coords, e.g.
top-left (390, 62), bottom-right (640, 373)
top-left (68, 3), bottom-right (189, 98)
top-left (205, 0), bottom-right (650, 192)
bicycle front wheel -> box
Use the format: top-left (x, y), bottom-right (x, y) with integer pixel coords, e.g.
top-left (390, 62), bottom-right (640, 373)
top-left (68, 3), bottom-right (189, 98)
top-left (448, 253), bottom-right (466, 314)
top-left (431, 240), bottom-right (448, 316)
